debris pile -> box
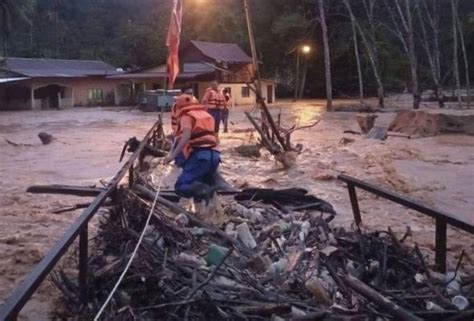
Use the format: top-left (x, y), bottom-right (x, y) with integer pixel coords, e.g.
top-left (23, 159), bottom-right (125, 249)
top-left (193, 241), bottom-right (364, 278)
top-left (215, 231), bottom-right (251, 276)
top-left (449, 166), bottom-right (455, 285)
top-left (52, 183), bottom-right (474, 320)
top-left (388, 111), bottom-right (474, 137)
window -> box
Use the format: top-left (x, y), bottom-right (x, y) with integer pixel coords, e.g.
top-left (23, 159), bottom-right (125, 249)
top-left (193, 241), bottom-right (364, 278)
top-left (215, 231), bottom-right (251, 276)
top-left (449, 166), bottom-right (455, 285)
top-left (241, 86), bottom-right (250, 98)
top-left (88, 89), bottom-right (104, 103)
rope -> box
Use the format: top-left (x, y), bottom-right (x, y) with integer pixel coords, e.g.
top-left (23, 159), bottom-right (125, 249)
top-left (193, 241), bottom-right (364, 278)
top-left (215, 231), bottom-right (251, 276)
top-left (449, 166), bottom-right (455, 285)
top-left (93, 163), bottom-right (168, 320)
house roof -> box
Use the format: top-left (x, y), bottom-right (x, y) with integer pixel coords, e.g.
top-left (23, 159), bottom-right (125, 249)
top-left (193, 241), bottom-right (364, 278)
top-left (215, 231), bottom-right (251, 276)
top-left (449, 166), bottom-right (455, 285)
top-left (190, 40), bottom-right (252, 64)
top-left (0, 57), bottom-right (117, 78)
top-left (108, 63), bottom-right (214, 80)
top-left (0, 77), bottom-right (30, 84)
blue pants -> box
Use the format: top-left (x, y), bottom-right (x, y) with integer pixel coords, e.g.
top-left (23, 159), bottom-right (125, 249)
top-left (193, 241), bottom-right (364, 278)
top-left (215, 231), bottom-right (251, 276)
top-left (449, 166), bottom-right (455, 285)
top-left (207, 108), bottom-right (222, 133)
top-left (175, 149), bottom-right (220, 199)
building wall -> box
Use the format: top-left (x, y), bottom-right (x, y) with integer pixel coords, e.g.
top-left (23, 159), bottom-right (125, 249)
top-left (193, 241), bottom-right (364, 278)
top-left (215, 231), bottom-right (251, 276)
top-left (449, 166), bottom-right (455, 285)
top-left (219, 83), bottom-right (254, 105)
top-left (261, 80), bottom-right (276, 104)
top-left (70, 78), bottom-right (117, 106)
top-left (221, 63), bottom-right (254, 83)
top-left (29, 77), bottom-right (121, 108)
top-left (218, 81), bottom-right (276, 106)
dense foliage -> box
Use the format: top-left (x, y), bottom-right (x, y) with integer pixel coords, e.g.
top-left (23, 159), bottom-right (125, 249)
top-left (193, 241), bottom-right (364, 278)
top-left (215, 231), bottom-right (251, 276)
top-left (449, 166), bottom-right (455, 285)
top-left (2, 0), bottom-right (474, 98)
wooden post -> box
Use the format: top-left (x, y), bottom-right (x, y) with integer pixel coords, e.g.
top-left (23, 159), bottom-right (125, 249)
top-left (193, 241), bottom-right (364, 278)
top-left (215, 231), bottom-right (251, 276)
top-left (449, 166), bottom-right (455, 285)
top-left (435, 218), bottom-right (447, 273)
top-left (348, 184), bottom-right (362, 226)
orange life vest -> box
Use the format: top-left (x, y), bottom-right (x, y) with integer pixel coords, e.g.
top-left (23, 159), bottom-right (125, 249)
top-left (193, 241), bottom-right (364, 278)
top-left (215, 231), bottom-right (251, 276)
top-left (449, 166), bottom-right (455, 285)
top-left (203, 88), bottom-right (225, 110)
top-left (176, 105), bottom-right (218, 159)
top-left (172, 95), bottom-right (199, 135)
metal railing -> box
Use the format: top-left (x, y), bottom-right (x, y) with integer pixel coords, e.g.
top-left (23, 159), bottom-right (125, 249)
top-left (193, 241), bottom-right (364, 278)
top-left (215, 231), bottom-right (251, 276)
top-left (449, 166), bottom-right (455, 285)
top-left (338, 174), bottom-right (474, 273)
top-left (0, 121), bottom-right (160, 321)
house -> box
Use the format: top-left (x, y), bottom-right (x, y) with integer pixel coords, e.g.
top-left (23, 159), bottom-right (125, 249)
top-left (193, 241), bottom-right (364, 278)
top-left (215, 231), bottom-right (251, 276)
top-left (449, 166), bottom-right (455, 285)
top-left (0, 41), bottom-right (276, 111)
top-left (109, 40), bottom-right (276, 105)
top-left (0, 57), bottom-right (118, 110)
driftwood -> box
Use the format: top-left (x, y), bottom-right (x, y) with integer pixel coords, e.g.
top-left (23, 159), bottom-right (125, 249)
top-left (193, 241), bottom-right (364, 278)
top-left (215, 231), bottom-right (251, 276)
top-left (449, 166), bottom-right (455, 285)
top-left (26, 185), bottom-right (104, 197)
top-left (343, 274), bottom-right (423, 321)
top-left (119, 136), bottom-right (168, 162)
top-left (234, 188), bottom-right (336, 215)
top-left (47, 151), bottom-right (473, 320)
top-left (245, 112), bottom-right (280, 155)
top-left (5, 139), bottom-right (34, 147)
top-left (234, 144), bottom-right (261, 158)
top-left (51, 203), bottom-right (96, 214)
top-left (133, 184), bottom-right (253, 256)
top-left (51, 184), bottom-right (474, 320)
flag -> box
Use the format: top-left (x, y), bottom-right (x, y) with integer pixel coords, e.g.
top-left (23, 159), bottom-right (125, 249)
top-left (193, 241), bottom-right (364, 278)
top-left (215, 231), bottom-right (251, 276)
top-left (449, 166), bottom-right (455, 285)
top-left (166, 0), bottom-right (183, 89)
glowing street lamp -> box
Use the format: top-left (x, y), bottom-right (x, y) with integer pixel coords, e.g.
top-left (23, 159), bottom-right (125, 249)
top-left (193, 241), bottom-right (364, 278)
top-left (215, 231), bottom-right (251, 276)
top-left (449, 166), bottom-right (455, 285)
top-left (302, 45), bottom-right (311, 54)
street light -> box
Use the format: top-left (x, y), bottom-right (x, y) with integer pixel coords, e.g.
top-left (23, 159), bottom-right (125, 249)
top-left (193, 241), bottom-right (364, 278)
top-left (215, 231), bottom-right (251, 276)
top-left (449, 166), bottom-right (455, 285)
top-left (295, 44), bottom-right (312, 101)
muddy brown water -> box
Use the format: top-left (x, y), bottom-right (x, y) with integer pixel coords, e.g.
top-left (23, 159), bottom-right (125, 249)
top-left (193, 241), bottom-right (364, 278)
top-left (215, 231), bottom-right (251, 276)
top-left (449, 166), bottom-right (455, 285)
top-left (0, 101), bottom-right (473, 319)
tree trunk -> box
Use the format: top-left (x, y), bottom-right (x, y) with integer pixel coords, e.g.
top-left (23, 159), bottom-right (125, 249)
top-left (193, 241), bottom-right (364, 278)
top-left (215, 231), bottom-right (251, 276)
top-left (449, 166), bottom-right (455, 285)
top-left (318, 0), bottom-right (332, 111)
top-left (432, 0), bottom-right (444, 108)
top-left (404, 0), bottom-right (420, 109)
top-left (451, 0), bottom-right (462, 108)
top-left (54, 0), bottom-right (60, 58)
top-left (349, 3), bottom-right (364, 107)
top-left (345, 0), bottom-right (384, 108)
top-left (418, 0), bottom-right (444, 108)
top-left (456, 13), bottom-right (470, 109)
top-left (2, 36), bottom-right (6, 57)
top-left (2, 9), bottom-right (8, 57)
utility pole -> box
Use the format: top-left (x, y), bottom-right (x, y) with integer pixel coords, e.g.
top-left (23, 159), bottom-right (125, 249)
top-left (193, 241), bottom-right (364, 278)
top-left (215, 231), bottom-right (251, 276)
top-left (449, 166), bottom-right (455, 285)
top-left (243, 0), bottom-right (261, 97)
top-left (294, 50), bottom-right (300, 101)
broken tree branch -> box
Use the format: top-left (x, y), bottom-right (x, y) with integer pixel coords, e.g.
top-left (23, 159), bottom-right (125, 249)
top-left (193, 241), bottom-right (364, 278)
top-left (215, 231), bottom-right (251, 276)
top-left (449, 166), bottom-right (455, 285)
top-left (343, 274), bottom-right (423, 321)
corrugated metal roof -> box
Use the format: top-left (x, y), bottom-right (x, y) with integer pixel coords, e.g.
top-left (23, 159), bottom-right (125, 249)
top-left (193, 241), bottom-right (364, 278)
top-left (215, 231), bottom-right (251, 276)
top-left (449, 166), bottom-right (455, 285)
top-left (190, 41), bottom-right (252, 63)
top-left (108, 63), bottom-right (214, 80)
top-left (0, 77), bottom-right (30, 83)
top-left (183, 63), bottom-right (215, 73)
top-left (0, 58), bottom-right (117, 77)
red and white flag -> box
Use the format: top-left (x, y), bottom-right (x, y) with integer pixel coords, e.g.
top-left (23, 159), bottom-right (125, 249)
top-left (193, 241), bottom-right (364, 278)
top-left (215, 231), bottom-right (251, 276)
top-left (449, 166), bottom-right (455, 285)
top-left (166, 0), bottom-right (183, 89)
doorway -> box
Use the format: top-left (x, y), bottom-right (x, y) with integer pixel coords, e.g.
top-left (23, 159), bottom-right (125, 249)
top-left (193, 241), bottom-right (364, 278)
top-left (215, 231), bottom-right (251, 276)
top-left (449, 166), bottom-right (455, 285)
top-left (34, 84), bottom-right (67, 109)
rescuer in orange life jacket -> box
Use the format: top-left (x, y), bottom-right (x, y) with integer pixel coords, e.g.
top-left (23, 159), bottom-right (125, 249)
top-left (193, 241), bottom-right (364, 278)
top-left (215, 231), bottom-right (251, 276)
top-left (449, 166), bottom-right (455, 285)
top-left (164, 93), bottom-right (220, 202)
top-left (201, 81), bottom-right (226, 134)
top-left (170, 87), bottom-right (199, 166)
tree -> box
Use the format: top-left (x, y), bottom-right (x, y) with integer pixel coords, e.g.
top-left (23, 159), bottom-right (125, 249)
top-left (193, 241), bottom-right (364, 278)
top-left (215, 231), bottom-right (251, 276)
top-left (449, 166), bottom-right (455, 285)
top-left (417, 0), bottom-right (444, 108)
top-left (384, 0), bottom-right (421, 109)
top-left (318, 0), bottom-right (332, 110)
top-left (456, 5), bottom-right (470, 108)
top-left (0, 0), bottom-right (31, 56)
top-left (452, 0), bottom-right (462, 107)
top-left (343, 0), bottom-right (385, 108)
top-left (350, 9), bottom-right (364, 106)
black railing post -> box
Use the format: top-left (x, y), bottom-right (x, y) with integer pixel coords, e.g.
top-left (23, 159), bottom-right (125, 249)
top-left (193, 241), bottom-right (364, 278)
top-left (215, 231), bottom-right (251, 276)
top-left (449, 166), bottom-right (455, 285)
top-left (347, 184), bottom-right (362, 226)
top-left (79, 226), bottom-right (88, 304)
top-left (128, 165), bottom-right (134, 188)
top-left (435, 219), bottom-right (447, 273)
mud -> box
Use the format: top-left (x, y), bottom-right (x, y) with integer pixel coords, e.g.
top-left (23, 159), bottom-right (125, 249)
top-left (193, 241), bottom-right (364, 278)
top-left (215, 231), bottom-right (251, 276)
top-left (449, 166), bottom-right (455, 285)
top-left (1, 100), bottom-right (473, 319)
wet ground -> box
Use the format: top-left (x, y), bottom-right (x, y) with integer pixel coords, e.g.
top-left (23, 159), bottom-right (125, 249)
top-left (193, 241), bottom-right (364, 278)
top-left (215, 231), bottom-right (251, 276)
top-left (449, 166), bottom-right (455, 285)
top-left (0, 99), bottom-right (473, 319)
